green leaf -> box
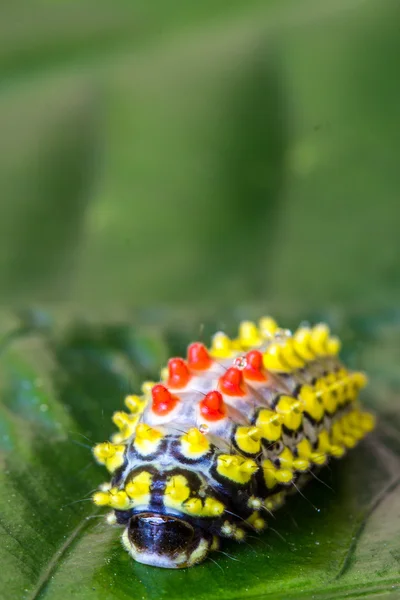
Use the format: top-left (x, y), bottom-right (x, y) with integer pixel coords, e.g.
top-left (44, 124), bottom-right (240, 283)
top-left (1, 0), bottom-right (400, 598)
top-left (0, 311), bottom-right (399, 600)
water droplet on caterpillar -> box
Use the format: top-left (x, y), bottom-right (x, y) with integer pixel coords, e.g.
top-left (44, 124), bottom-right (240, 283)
top-left (234, 356), bottom-right (247, 370)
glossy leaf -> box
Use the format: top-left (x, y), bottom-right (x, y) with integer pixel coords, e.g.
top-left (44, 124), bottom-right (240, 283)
top-left (0, 311), bottom-right (399, 600)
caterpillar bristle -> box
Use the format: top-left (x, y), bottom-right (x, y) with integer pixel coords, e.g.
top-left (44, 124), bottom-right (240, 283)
top-left (92, 317), bottom-right (375, 569)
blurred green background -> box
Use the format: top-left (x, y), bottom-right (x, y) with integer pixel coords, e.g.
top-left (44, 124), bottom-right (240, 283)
top-left (0, 0), bottom-right (399, 311)
top-left (1, 3), bottom-right (400, 597)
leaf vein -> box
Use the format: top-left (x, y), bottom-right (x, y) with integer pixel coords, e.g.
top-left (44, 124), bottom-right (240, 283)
top-left (28, 514), bottom-right (97, 600)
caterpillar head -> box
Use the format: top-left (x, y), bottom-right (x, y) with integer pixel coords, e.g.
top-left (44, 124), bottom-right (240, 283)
top-left (122, 513), bottom-right (212, 568)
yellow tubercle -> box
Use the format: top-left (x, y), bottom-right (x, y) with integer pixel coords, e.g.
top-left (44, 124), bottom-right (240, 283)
top-left (125, 471), bottom-right (152, 505)
top-left (124, 394), bottom-right (147, 415)
top-left (335, 370), bottom-right (351, 406)
top-left (310, 451), bottom-right (328, 465)
top-left (247, 511), bottom-right (266, 531)
top-left (259, 316), bottom-right (278, 339)
top-left (237, 321), bottom-right (263, 348)
top-left (165, 474), bottom-right (224, 517)
top-left (331, 421), bottom-right (344, 444)
top-left (317, 430), bottom-right (332, 452)
top-left (141, 381), bottom-right (156, 395)
top-left (352, 372), bottom-right (368, 390)
top-left (329, 443), bottom-right (346, 458)
top-left (93, 487), bottom-right (131, 510)
top-left (164, 474), bottom-right (191, 512)
top-left (278, 446), bottom-right (309, 472)
top-left (327, 336), bottom-right (341, 355)
top-left (241, 459), bottom-right (259, 475)
top-left (275, 469), bottom-right (294, 483)
top-left (210, 332), bottom-right (234, 359)
top-left (341, 412), bottom-right (365, 441)
top-left (331, 420), bottom-right (357, 448)
top-left (235, 426), bottom-right (262, 454)
top-left (234, 528), bottom-right (246, 541)
top-left (342, 434), bottom-right (357, 449)
top-left (262, 459), bottom-right (293, 488)
top-left (216, 454), bottom-right (258, 484)
top-left (288, 322), bottom-right (341, 359)
top-left (279, 338), bottom-right (306, 369)
top-left (318, 370), bottom-right (360, 409)
top-left (277, 446), bottom-right (294, 469)
top-left (184, 497), bottom-right (202, 515)
top-left (180, 427), bottom-right (210, 459)
top-left (253, 518), bottom-right (266, 531)
top-left (309, 323), bottom-right (330, 356)
top-left (360, 412), bottom-right (375, 432)
top-left (112, 411), bottom-right (139, 442)
top-left (278, 446), bottom-right (294, 469)
top-left (231, 339), bottom-right (243, 351)
top-left (316, 430), bottom-right (344, 458)
top-left (93, 442), bottom-right (125, 472)
top-left (315, 376), bottom-right (338, 414)
top-left (263, 343), bottom-right (291, 372)
top-left (276, 395), bottom-right (303, 430)
top-left (93, 441), bottom-right (114, 461)
top-left (160, 366), bottom-right (169, 382)
top-left (256, 409), bottom-right (283, 441)
top-left (201, 497), bottom-right (225, 517)
top-left (344, 409), bottom-right (362, 429)
top-left (336, 367), bottom-right (348, 379)
top-left (134, 423), bottom-right (163, 456)
top-left (93, 491), bottom-right (110, 506)
top-left (293, 327), bottom-right (316, 361)
top-left (298, 385), bottom-right (324, 421)
top-left (108, 487), bottom-right (131, 510)
top-left (263, 491), bottom-right (286, 512)
top-left (296, 438), bottom-right (313, 459)
top-left (293, 457), bottom-right (310, 471)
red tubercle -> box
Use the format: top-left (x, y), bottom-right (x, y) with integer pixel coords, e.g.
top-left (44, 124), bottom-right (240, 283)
top-left (199, 391), bottom-right (226, 421)
top-left (187, 342), bottom-right (212, 371)
top-left (243, 350), bottom-right (267, 382)
top-left (167, 358), bottom-right (191, 389)
top-left (151, 384), bottom-right (179, 416)
top-left (219, 367), bottom-right (246, 397)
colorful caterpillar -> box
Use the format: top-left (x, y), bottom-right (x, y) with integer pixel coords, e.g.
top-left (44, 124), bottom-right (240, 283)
top-left (92, 318), bottom-right (375, 569)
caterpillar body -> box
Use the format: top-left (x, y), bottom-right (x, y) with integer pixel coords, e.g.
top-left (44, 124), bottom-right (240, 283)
top-left (92, 318), bottom-right (375, 569)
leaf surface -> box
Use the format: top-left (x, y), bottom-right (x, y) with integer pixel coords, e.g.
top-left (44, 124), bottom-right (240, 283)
top-left (0, 312), bottom-right (399, 600)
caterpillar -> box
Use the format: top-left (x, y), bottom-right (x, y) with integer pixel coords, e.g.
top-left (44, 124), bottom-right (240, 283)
top-left (92, 318), bottom-right (375, 569)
